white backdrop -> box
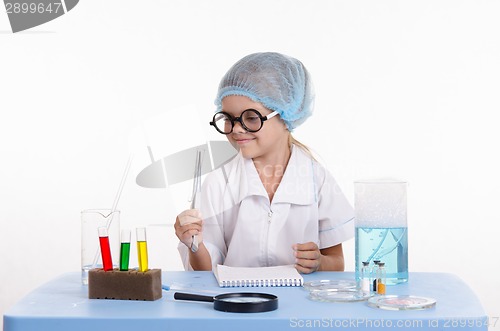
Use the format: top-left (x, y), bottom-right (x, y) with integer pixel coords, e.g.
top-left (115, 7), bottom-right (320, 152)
top-left (1, 0), bottom-right (499, 328)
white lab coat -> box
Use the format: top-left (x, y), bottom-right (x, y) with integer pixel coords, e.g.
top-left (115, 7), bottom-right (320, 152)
top-left (179, 145), bottom-right (354, 270)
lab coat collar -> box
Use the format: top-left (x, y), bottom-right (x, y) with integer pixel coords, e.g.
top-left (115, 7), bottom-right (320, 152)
top-left (235, 145), bottom-right (316, 206)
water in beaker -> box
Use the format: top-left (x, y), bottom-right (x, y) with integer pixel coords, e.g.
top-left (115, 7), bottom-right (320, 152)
top-left (354, 180), bottom-right (408, 285)
top-left (355, 226), bottom-right (408, 284)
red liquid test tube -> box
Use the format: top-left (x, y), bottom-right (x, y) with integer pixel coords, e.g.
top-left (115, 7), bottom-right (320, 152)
top-left (98, 227), bottom-right (113, 271)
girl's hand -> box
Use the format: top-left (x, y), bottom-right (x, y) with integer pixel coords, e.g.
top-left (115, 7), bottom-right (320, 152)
top-left (293, 242), bottom-right (321, 274)
top-left (174, 209), bottom-right (203, 248)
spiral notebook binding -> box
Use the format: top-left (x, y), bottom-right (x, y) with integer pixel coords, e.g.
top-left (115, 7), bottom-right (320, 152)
top-left (221, 278), bottom-right (303, 287)
top-left (215, 264), bottom-right (304, 287)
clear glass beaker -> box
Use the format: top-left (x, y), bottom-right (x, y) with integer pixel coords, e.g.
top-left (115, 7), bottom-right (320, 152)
top-left (81, 209), bottom-right (120, 285)
top-left (354, 180), bottom-right (408, 285)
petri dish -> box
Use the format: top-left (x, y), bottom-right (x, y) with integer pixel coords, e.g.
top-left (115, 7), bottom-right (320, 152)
top-left (303, 279), bottom-right (358, 292)
top-left (309, 288), bottom-right (371, 303)
top-left (367, 295), bottom-right (437, 310)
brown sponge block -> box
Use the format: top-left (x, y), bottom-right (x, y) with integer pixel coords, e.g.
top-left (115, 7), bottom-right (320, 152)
top-left (88, 268), bottom-right (162, 301)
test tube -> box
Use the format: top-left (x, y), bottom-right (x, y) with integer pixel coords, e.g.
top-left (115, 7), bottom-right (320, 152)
top-left (136, 227), bottom-right (148, 272)
top-left (119, 229), bottom-right (131, 271)
top-left (98, 227), bottom-right (113, 271)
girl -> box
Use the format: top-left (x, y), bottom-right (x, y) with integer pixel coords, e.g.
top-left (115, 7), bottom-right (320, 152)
top-left (174, 52), bottom-right (354, 273)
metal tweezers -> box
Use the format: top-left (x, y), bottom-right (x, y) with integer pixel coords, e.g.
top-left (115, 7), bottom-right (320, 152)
top-left (189, 149), bottom-right (203, 252)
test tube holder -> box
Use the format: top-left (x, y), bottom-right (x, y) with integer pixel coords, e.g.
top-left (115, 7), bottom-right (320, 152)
top-left (88, 268), bottom-right (162, 301)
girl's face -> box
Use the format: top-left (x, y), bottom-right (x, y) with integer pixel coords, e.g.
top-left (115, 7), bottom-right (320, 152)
top-left (221, 95), bottom-right (289, 160)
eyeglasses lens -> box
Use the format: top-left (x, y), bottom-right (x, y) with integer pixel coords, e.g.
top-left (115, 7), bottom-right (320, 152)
top-left (241, 110), bottom-right (262, 132)
top-left (213, 113), bottom-right (233, 134)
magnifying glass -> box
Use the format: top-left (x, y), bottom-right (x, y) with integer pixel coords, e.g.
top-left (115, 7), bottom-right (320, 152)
top-left (174, 292), bottom-right (278, 313)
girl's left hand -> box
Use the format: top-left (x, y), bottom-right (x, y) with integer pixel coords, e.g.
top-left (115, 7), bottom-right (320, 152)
top-left (293, 242), bottom-right (321, 274)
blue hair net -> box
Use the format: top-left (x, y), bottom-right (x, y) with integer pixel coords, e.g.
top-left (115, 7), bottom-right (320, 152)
top-left (215, 52), bottom-right (315, 131)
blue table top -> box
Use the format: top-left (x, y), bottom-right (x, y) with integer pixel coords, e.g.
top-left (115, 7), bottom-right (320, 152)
top-left (3, 271), bottom-right (488, 331)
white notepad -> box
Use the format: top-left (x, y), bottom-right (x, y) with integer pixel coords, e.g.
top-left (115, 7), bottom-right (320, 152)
top-left (214, 264), bottom-right (304, 287)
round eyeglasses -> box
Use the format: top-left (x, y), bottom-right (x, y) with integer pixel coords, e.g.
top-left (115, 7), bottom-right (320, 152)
top-left (210, 109), bottom-right (279, 134)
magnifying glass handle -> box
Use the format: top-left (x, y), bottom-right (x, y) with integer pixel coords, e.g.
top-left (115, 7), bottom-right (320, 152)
top-left (174, 292), bottom-right (215, 303)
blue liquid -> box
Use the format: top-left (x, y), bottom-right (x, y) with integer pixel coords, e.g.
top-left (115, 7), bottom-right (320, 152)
top-left (355, 226), bottom-right (408, 285)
